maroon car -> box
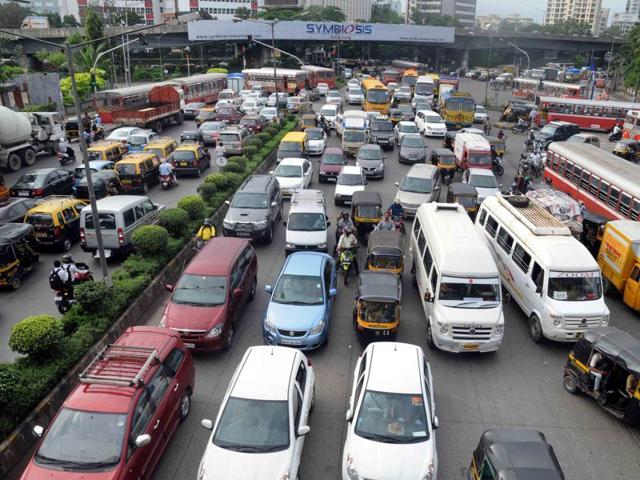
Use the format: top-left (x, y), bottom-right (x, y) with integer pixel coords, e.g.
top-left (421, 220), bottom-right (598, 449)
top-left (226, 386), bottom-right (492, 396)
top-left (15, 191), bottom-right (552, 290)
top-left (240, 114), bottom-right (266, 134)
top-left (214, 105), bottom-right (242, 124)
top-left (161, 237), bottom-right (257, 351)
top-left (319, 147), bottom-right (347, 183)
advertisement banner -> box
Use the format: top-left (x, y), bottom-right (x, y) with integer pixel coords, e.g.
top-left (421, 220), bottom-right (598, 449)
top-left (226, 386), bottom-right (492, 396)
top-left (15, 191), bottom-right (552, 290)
top-left (188, 20), bottom-right (455, 44)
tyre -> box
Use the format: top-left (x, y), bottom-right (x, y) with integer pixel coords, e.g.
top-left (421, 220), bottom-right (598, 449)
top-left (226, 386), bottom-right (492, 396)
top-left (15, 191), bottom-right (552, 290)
top-left (62, 238), bottom-right (72, 252)
top-left (426, 320), bottom-right (435, 349)
top-left (179, 390), bottom-right (192, 422)
top-left (506, 195), bottom-right (529, 208)
top-left (248, 277), bottom-right (257, 301)
top-left (154, 121), bottom-right (163, 134)
top-left (343, 269), bottom-right (349, 286)
top-left (309, 385), bottom-right (316, 413)
top-left (23, 148), bottom-right (36, 166)
top-left (176, 112), bottom-right (184, 125)
top-left (7, 153), bottom-right (21, 172)
top-left (57, 301), bottom-right (70, 314)
top-left (563, 373), bottom-right (579, 395)
top-left (223, 323), bottom-right (235, 350)
top-left (10, 275), bottom-right (21, 290)
top-left (528, 315), bottom-right (544, 343)
top-left (142, 183), bottom-right (149, 194)
top-left (265, 224), bottom-right (274, 244)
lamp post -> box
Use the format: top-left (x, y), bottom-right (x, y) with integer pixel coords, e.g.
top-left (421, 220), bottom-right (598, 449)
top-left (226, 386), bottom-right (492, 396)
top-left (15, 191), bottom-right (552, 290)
top-left (484, 36), bottom-right (493, 107)
top-left (509, 42), bottom-right (530, 72)
top-left (92, 37), bottom-right (141, 92)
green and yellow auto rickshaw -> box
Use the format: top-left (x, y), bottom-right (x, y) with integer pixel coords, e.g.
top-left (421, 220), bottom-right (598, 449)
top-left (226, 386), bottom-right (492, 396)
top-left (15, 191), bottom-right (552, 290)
top-left (366, 229), bottom-right (404, 275)
top-left (351, 191), bottom-right (383, 237)
top-left (447, 183), bottom-right (479, 219)
top-left (352, 271), bottom-right (402, 343)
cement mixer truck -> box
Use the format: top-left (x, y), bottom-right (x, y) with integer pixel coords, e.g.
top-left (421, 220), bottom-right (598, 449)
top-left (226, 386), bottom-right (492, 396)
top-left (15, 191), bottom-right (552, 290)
top-left (0, 107), bottom-right (65, 172)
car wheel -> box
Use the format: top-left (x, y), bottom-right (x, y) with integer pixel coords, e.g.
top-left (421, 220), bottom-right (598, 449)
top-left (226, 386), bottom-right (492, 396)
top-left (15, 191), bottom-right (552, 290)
top-left (62, 238), bottom-right (72, 252)
top-left (7, 153), bottom-right (21, 172)
top-left (142, 183), bottom-right (149, 194)
top-left (10, 276), bottom-right (21, 290)
top-left (426, 320), bottom-right (435, 349)
top-left (265, 224), bottom-right (274, 244)
top-left (309, 385), bottom-right (316, 413)
top-left (154, 121), bottom-right (163, 133)
top-left (223, 323), bottom-right (235, 350)
top-left (563, 373), bottom-right (579, 395)
top-left (528, 315), bottom-right (544, 343)
top-left (248, 277), bottom-right (257, 301)
top-left (179, 390), bottom-right (192, 422)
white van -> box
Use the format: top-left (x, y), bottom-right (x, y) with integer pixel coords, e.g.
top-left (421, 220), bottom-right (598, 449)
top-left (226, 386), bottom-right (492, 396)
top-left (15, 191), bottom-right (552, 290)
top-left (410, 203), bottom-right (504, 353)
top-left (335, 110), bottom-right (368, 137)
top-left (284, 190), bottom-right (329, 253)
top-left (475, 195), bottom-right (610, 343)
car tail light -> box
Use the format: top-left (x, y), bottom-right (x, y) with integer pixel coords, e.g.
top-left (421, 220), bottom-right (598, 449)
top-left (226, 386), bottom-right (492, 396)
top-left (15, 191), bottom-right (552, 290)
top-left (79, 227), bottom-right (85, 244)
top-left (53, 227), bottom-right (62, 238)
top-left (307, 357), bottom-right (312, 367)
top-left (33, 188), bottom-right (44, 197)
top-left (117, 227), bottom-right (124, 246)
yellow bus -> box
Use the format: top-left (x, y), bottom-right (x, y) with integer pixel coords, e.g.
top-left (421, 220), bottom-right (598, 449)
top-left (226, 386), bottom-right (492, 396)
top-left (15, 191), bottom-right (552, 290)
top-left (441, 92), bottom-right (475, 130)
top-left (401, 69), bottom-right (419, 90)
top-left (362, 79), bottom-right (390, 115)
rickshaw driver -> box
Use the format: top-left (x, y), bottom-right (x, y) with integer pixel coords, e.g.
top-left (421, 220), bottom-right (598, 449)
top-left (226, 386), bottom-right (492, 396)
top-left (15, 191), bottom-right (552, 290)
top-left (589, 351), bottom-right (612, 394)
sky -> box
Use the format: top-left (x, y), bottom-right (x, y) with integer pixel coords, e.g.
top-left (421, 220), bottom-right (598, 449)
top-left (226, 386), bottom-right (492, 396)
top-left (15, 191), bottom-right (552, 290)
top-left (477, 0), bottom-right (627, 23)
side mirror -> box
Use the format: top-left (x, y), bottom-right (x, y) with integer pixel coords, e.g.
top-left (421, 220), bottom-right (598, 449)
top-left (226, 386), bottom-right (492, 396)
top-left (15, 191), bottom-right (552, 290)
top-left (224, 200), bottom-right (230, 206)
top-left (165, 284), bottom-right (174, 292)
top-left (329, 288), bottom-right (338, 297)
top-left (201, 419), bottom-right (214, 430)
top-left (264, 285), bottom-right (273, 294)
top-left (432, 416), bottom-right (440, 429)
top-left (271, 201), bottom-right (278, 208)
top-left (134, 434), bottom-right (151, 448)
top-left (424, 291), bottom-right (434, 303)
top-left (536, 285), bottom-right (542, 294)
top-left (345, 408), bottom-right (353, 422)
top-left (297, 425), bottom-right (311, 437)
top-left (394, 182), bottom-right (399, 187)
top-left (33, 425), bottom-right (43, 438)
top-left (327, 220), bottom-right (331, 227)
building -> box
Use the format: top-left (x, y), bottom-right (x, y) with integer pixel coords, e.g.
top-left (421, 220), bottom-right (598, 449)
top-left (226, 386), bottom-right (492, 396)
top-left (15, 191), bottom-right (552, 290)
top-left (596, 7), bottom-right (609, 35)
top-left (476, 13), bottom-right (534, 31)
top-left (543, 0), bottom-right (603, 35)
top-left (408, 0), bottom-right (477, 26)
top-left (612, 1), bottom-right (640, 33)
top-left (304, 0), bottom-right (373, 22)
top-left (261, 0), bottom-right (303, 8)
top-left (373, 0), bottom-right (404, 15)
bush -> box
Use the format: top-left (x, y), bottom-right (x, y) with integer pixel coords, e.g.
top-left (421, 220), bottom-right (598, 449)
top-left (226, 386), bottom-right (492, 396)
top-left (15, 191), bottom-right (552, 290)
top-left (244, 145), bottom-right (258, 159)
top-left (132, 225), bottom-right (170, 257)
top-left (158, 208), bottom-right (190, 237)
top-left (287, 114), bottom-right (297, 122)
top-left (264, 127), bottom-right (279, 137)
top-left (177, 195), bottom-right (205, 220)
top-left (204, 172), bottom-right (230, 190)
top-left (257, 132), bottom-right (272, 144)
top-left (246, 137), bottom-right (264, 149)
top-left (197, 182), bottom-right (217, 204)
top-left (223, 162), bottom-right (244, 174)
top-left (8, 315), bottom-right (64, 359)
top-left (74, 281), bottom-right (109, 313)
top-left (224, 172), bottom-right (244, 189)
top-left (280, 117), bottom-right (287, 126)
top-left (229, 155), bottom-right (247, 169)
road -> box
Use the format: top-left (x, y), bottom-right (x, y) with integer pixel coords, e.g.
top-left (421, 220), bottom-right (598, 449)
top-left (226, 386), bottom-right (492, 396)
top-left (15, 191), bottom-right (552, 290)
top-left (6, 79), bottom-right (640, 479)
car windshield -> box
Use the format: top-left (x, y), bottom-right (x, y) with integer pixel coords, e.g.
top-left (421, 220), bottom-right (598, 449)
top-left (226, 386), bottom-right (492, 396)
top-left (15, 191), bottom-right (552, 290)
top-left (367, 89), bottom-right (390, 104)
top-left (307, 130), bottom-right (324, 140)
top-left (241, 119), bottom-right (257, 126)
top-left (327, 91), bottom-right (340, 97)
top-left (173, 151), bottom-right (196, 161)
top-left (323, 153), bottom-right (345, 165)
top-left (470, 174), bottom-right (498, 188)
top-left (541, 125), bottom-right (557, 136)
top-left (415, 83), bottom-right (433, 96)
top-left (213, 397), bottom-right (289, 453)
top-left (355, 391), bottom-right (428, 444)
top-left (468, 154), bottom-right (492, 166)
top-left (345, 131), bottom-right (366, 142)
top-left (399, 124), bottom-right (418, 133)
top-left (547, 271), bottom-right (602, 301)
top-left (403, 137), bottom-right (425, 148)
top-left (349, 89), bottom-right (363, 96)
top-left (338, 173), bottom-right (364, 186)
top-left (320, 107), bottom-right (337, 117)
top-left (128, 136), bottom-right (148, 146)
top-left (272, 273), bottom-right (324, 305)
top-left (372, 122), bottom-right (393, 132)
top-left (476, 106), bottom-right (486, 113)
top-left (262, 109), bottom-right (276, 116)
top-left (231, 192), bottom-right (268, 209)
top-left (145, 148), bottom-right (163, 158)
top-left (279, 142), bottom-right (302, 154)
top-left (287, 212), bottom-right (326, 231)
top-left (426, 116), bottom-right (443, 124)
top-left (172, 274), bottom-right (226, 306)
top-left (201, 123), bottom-right (223, 131)
top-left (398, 106), bottom-right (413, 114)
top-left (274, 165), bottom-right (302, 178)
top-left (35, 409), bottom-right (126, 468)
top-left (401, 176), bottom-right (432, 193)
top-left (438, 276), bottom-right (501, 308)
top-left (358, 148), bottom-right (382, 160)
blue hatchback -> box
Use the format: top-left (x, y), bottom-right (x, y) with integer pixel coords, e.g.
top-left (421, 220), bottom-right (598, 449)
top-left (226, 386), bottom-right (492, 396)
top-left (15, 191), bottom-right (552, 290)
top-left (263, 252), bottom-right (337, 350)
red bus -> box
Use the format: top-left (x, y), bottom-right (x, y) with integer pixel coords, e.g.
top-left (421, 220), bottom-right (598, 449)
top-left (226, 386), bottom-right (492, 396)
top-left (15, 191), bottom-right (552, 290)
top-left (537, 97), bottom-right (640, 132)
top-left (623, 109), bottom-right (640, 140)
top-left (170, 73), bottom-right (227, 104)
top-left (381, 69), bottom-right (400, 85)
top-left (513, 78), bottom-right (539, 100)
top-left (545, 142), bottom-right (640, 221)
top-left (541, 81), bottom-right (587, 98)
top-left (242, 68), bottom-right (307, 94)
top-left (302, 65), bottom-right (336, 88)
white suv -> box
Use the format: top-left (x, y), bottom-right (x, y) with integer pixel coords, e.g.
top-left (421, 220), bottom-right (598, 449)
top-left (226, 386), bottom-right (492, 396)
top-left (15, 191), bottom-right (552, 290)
top-left (415, 110), bottom-right (447, 137)
top-left (334, 165), bottom-right (366, 206)
top-left (342, 342), bottom-right (438, 480)
top-left (199, 346), bottom-right (315, 480)
top-left (285, 190), bottom-right (329, 253)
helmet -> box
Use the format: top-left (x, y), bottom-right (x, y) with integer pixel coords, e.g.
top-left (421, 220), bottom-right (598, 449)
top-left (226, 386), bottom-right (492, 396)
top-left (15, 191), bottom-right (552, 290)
top-left (345, 227), bottom-right (353, 234)
top-left (341, 211), bottom-right (349, 218)
top-left (204, 218), bottom-right (212, 226)
top-left (61, 254), bottom-right (73, 263)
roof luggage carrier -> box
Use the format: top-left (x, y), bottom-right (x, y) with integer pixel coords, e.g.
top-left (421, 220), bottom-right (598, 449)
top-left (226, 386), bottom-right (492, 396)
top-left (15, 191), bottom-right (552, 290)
top-left (292, 189), bottom-right (325, 206)
top-left (498, 194), bottom-right (571, 236)
top-left (79, 344), bottom-right (159, 387)
top-left (34, 195), bottom-right (76, 206)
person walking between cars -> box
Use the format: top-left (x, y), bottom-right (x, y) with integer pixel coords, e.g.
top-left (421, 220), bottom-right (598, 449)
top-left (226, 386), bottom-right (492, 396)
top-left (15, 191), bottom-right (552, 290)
top-left (196, 218), bottom-right (216, 242)
top-left (483, 117), bottom-right (492, 135)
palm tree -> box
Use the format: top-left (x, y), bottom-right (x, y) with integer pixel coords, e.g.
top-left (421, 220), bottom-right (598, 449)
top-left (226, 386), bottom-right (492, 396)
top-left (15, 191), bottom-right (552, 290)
top-left (74, 43), bottom-right (110, 73)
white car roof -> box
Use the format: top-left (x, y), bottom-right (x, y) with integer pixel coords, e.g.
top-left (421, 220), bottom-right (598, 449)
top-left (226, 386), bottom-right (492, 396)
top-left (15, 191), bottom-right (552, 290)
top-left (231, 346), bottom-right (298, 401)
top-left (341, 165), bottom-right (363, 175)
top-left (468, 168), bottom-right (496, 177)
top-left (366, 342), bottom-right (423, 394)
top-left (278, 157), bottom-right (307, 166)
top-left (398, 121), bottom-right (417, 126)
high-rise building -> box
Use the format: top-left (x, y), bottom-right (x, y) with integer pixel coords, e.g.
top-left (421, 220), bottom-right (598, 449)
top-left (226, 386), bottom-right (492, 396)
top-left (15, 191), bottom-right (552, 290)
top-left (612, 0), bottom-right (640, 33)
top-left (407, 0), bottom-right (477, 26)
top-left (476, 13), bottom-right (534, 31)
top-left (373, 0), bottom-right (404, 16)
top-left (596, 7), bottom-right (609, 35)
top-left (543, 0), bottom-right (603, 35)
top-left (304, 0), bottom-right (373, 22)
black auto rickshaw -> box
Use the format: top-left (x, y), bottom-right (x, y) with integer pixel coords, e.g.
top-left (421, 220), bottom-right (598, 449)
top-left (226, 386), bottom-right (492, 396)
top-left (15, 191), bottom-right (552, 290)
top-left (389, 108), bottom-right (403, 124)
top-left (351, 191), bottom-right (383, 237)
top-left (581, 210), bottom-right (609, 255)
top-left (65, 117), bottom-right (80, 140)
top-left (73, 170), bottom-right (121, 199)
top-left (0, 223), bottom-right (39, 290)
top-left (563, 327), bottom-right (640, 425)
top-left (352, 271), bottom-right (402, 343)
top-left (469, 428), bottom-right (565, 480)
top-left (447, 183), bottom-right (479, 218)
top-left (442, 131), bottom-right (457, 150)
top-left (484, 135), bottom-right (506, 157)
top-left (430, 148), bottom-right (457, 184)
top-left (366, 229), bottom-right (404, 274)
top-left (612, 139), bottom-right (640, 162)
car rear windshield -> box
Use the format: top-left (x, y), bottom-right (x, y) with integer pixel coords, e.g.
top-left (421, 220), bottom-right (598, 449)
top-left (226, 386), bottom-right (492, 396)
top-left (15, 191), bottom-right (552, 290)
top-left (345, 131), bottom-right (366, 142)
top-left (272, 274), bottom-right (324, 305)
top-left (403, 137), bottom-right (425, 148)
top-left (274, 165), bottom-right (302, 178)
top-left (173, 151), bottom-right (196, 161)
top-left (231, 192), bottom-right (268, 209)
top-left (470, 174), bottom-right (498, 189)
top-left (401, 176), bottom-right (432, 193)
top-left (172, 274), bottom-right (227, 306)
top-left (25, 213), bottom-right (53, 227)
top-left (84, 212), bottom-right (116, 230)
top-left (16, 173), bottom-right (43, 187)
top-left (128, 136), bottom-right (147, 146)
top-left (358, 148), bottom-right (382, 160)
top-left (307, 130), bottom-right (324, 140)
top-left (116, 164), bottom-right (136, 176)
top-left (219, 133), bottom-right (240, 143)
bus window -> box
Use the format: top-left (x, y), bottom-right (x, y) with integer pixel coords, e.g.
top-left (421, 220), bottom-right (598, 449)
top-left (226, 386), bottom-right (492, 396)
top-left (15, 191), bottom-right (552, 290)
top-left (620, 193), bottom-right (632, 217)
top-left (599, 181), bottom-right (610, 202)
top-left (589, 176), bottom-right (600, 196)
top-left (631, 199), bottom-right (640, 221)
top-left (581, 170), bottom-right (590, 190)
top-left (573, 165), bottom-right (582, 185)
top-left (609, 186), bottom-right (621, 209)
top-left (563, 161), bottom-right (573, 180)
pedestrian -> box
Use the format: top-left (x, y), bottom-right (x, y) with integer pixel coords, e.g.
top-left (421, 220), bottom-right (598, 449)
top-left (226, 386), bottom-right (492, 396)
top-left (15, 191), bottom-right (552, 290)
top-left (81, 111), bottom-right (91, 132)
top-left (529, 107), bottom-right (538, 127)
top-left (483, 117), bottom-right (492, 135)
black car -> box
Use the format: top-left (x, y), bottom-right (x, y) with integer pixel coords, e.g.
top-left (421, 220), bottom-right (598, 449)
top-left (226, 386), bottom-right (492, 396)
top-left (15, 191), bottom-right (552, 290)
top-left (181, 130), bottom-right (206, 146)
top-left (369, 118), bottom-right (395, 150)
top-left (534, 121), bottom-right (581, 149)
top-left (10, 168), bottom-right (74, 198)
top-left (0, 198), bottom-right (38, 224)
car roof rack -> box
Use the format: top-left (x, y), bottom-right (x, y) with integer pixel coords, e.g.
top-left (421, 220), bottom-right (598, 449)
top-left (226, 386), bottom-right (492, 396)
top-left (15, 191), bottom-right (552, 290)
top-left (79, 344), bottom-right (159, 387)
top-left (292, 189), bottom-right (325, 206)
top-left (34, 195), bottom-right (75, 205)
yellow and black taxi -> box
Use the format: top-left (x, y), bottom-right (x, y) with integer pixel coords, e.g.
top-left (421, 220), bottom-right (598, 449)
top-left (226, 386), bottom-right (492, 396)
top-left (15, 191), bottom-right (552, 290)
top-left (24, 196), bottom-right (87, 251)
top-left (0, 223), bottom-right (39, 290)
top-left (115, 152), bottom-right (161, 193)
top-left (195, 107), bottom-right (216, 127)
top-left (144, 137), bottom-right (179, 162)
top-left (170, 143), bottom-right (211, 177)
top-left (87, 140), bottom-right (128, 163)
top-left (10, 168), bottom-right (74, 198)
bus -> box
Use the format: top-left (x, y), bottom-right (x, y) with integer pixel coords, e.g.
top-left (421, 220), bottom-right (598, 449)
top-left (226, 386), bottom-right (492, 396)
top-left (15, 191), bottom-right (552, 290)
top-left (391, 60), bottom-right (424, 74)
top-left (415, 75), bottom-right (435, 101)
top-left (361, 78), bottom-right (391, 115)
top-left (381, 69), bottom-right (400, 85)
top-left (623, 110), bottom-right (640, 140)
top-left (541, 81), bottom-right (587, 98)
top-left (537, 97), bottom-right (639, 131)
top-left (302, 65), bottom-right (336, 88)
top-left (513, 78), bottom-right (539, 100)
top-left (401, 69), bottom-right (419, 90)
top-left (545, 142), bottom-right (640, 221)
top-left (441, 92), bottom-right (475, 130)
top-left (439, 76), bottom-right (459, 91)
top-left (242, 68), bottom-right (307, 94)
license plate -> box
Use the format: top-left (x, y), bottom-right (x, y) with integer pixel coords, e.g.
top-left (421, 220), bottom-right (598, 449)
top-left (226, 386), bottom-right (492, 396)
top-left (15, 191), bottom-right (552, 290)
top-left (463, 343), bottom-right (480, 350)
top-left (281, 339), bottom-right (302, 346)
top-left (236, 231), bottom-right (250, 237)
top-left (18, 191), bottom-right (29, 197)
top-left (180, 162), bottom-right (188, 167)
top-left (184, 343), bottom-right (195, 349)
top-left (35, 232), bottom-right (47, 238)
top-left (54, 296), bottom-right (62, 302)
top-left (121, 179), bottom-right (131, 184)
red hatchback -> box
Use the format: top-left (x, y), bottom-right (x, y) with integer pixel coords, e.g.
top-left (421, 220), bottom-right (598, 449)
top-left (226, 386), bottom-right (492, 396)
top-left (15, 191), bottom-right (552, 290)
top-left (161, 237), bottom-right (257, 351)
top-left (21, 327), bottom-right (195, 480)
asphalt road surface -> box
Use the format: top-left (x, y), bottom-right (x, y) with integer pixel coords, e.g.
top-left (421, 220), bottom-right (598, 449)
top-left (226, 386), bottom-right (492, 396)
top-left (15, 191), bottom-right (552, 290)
top-left (5, 79), bottom-right (640, 479)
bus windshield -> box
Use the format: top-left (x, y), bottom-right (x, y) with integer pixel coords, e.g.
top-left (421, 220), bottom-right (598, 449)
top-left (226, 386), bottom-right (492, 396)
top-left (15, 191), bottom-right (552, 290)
top-left (547, 271), bottom-right (602, 301)
top-left (366, 89), bottom-right (390, 104)
top-left (445, 98), bottom-right (475, 112)
top-left (402, 76), bottom-right (417, 88)
top-left (438, 276), bottom-right (501, 308)
top-left (415, 83), bottom-right (434, 96)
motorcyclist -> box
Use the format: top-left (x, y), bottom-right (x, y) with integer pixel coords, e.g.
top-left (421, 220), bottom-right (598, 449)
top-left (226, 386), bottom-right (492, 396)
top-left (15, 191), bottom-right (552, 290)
top-left (196, 218), bottom-right (216, 242)
top-left (496, 129), bottom-right (505, 140)
top-left (376, 210), bottom-right (396, 231)
top-left (516, 117), bottom-right (528, 129)
top-left (388, 199), bottom-right (405, 220)
top-left (51, 259), bottom-right (71, 290)
top-left (61, 254), bottom-right (82, 280)
top-left (337, 227), bottom-right (359, 274)
top-left (613, 123), bottom-right (623, 137)
top-left (335, 211), bottom-right (355, 243)
top-left (159, 159), bottom-right (178, 186)
top-left (58, 138), bottom-right (75, 161)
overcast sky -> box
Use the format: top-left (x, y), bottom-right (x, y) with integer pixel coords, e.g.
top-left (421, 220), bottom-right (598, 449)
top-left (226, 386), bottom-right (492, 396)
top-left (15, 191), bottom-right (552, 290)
top-left (477, 0), bottom-right (627, 23)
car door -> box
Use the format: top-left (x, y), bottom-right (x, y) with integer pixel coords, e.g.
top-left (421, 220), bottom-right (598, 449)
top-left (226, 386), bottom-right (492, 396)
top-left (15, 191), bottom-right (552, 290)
top-left (59, 170), bottom-right (73, 193)
top-left (291, 362), bottom-right (311, 477)
top-left (145, 365), bottom-right (174, 461)
top-left (124, 392), bottom-right (162, 480)
top-left (228, 257), bottom-right (245, 322)
top-left (303, 161), bottom-right (312, 187)
top-left (323, 259), bottom-right (336, 325)
top-left (623, 264), bottom-right (640, 308)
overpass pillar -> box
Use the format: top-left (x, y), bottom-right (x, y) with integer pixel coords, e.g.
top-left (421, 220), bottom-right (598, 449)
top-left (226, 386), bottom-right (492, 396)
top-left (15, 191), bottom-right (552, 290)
top-left (460, 49), bottom-right (470, 70)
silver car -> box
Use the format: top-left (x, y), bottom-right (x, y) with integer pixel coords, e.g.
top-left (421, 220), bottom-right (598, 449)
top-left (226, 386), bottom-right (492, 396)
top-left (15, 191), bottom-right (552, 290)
top-left (399, 134), bottom-right (427, 164)
top-left (394, 164), bottom-right (441, 216)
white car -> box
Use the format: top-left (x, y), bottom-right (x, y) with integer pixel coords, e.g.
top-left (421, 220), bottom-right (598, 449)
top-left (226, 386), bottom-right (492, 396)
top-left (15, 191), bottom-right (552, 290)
top-left (246, 92), bottom-right (267, 106)
top-left (317, 82), bottom-right (330, 96)
top-left (267, 92), bottom-right (289, 107)
top-left (342, 342), bottom-right (438, 480)
top-left (106, 126), bottom-right (143, 144)
top-left (318, 104), bottom-right (340, 129)
top-left (474, 105), bottom-right (488, 124)
top-left (347, 79), bottom-right (360, 89)
top-left (306, 127), bottom-right (327, 155)
top-left (395, 164), bottom-right (441, 216)
top-left (198, 346), bottom-right (314, 480)
top-left (463, 168), bottom-right (501, 203)
top-left (346, 87), bottom-right (364, 105)
top-left (459, 127), bottom-right (485, 135)
top-left (326, 90), bottom-right (343, 105)
top-left (260, 107), bottom-right (279, 123)
top-left (238, 89), bottom-right (253, 98)
top-left (272, 157), bottom-right (313, 197)
top-left (415, 110), bottom-right (447, 137)
top-left (240, 100), bottom-right (260, 115)
top-left (393, 86), bottom-right (413, 102)
top-left (334, 165), bottom-right (366, 206)
top-left (394, 121), bottom-right (419, 144)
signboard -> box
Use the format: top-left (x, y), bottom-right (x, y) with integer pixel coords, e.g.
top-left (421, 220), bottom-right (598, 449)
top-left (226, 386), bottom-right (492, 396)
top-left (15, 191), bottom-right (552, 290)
top-left (188, 20), bottom-right (455, 44)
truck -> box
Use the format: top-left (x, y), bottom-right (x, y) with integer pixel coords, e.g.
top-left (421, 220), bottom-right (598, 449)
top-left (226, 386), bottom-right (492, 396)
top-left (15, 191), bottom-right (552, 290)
top-left (597, 220), bottom-right (640, 311)
top-left (0, 107), bottom-right (65, 172)
top-left (111, 85), bottom-right (184, 133)
top-left (453, 132), bottom-right (492, 171)
top-left (21, 16), bottom-right (49, 29)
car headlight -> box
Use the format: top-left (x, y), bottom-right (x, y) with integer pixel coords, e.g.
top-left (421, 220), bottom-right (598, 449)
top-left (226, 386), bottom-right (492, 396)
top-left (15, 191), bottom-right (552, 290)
top-left (437, 320), bottom-right (449, 334)
top-left (376, 163), bottom-right (384, 171)
top-left (286, 242), bottom-right (296, 249)
top-left (264, 316), bottom-right (277, 334)
top-left (550, 314), bottom-right (563, 326)
top-left (345, 454), bottom-right (359, 480)
top-left (318, 242), bottom-right (327, 250)
top-left (223, 219), bottom-right (233, 229)
top-left (206, 324), bottom-right (223, 338)
top-left (255, 219), bottom-right (268, 229)
top-left (495, 323), bottom-right (504, 335)
top-left (602, 314), bottom-right (609, 326)
top-left (309, 320), bottom-right (325, 335)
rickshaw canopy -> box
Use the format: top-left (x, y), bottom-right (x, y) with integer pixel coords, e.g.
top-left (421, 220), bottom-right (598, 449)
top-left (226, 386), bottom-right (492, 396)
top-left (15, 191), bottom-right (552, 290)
top-left (449, 183), bottom-right (478, 197)
top-left (582, 327), bottom-right (640, 375)
top-left (0, 223), bottom-right (34, 245)
top-left (357, 271), bottom-right (401, 303)
top-left (367, 229), bottom-right (404, 256)
top-left (352, 191), bottom-right (382, 207)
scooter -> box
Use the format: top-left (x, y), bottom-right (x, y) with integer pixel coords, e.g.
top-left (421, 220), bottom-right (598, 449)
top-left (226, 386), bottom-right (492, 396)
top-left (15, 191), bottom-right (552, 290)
top-left (160, 174), bottom-right (176, 190)
top-left (511, 122), bottom-right (529, 134)
top-left (609, 130), bottom-right (622, 142)
top-left (338, 248), bottom-right (357, 286)
top-left (492, 156), bottom-right (504, 177)
top-left (57, 150), bottom-right (75, 165)
top-left (53, 263), bottom-right (93, 313)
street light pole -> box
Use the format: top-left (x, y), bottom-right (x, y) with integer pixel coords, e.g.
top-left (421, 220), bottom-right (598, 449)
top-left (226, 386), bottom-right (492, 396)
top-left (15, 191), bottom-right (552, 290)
top-left (484, 37), bottom-right (493, 107)
top-left (509, 42), bottom-right (530, 71)
top-left (93, 37), bottom-right (140, 93)
top-left (270, 21), bottom-right (279, 120)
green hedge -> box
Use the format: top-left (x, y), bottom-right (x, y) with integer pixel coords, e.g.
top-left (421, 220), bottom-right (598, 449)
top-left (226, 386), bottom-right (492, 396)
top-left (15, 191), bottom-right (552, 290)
top-left (246, 137), bottom-right (264, 149)
top-left (244, 145), bottom-right (258, 160)
top-left (197, 182), bottom-right (217, 204)
top-left (158, 208), bottom-right (190, 237)
top-left (132, 225), bottom-right (170, 257)
top-left (74, 281), bottom-right (109, 314)
top-left (177, 195), bottom-right (205, 221)
top-left (8, 315), bottom-right (64, 359)
top-left (222, 162), bottom-right (244, 173)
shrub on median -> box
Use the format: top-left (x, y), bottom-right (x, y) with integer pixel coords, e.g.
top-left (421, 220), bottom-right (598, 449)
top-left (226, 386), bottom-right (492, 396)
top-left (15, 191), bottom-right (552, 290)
top-left (197, 182), bottom-right (218, 204)
top-left (246, 137), bottom-right (263, 149)
top-left (244, 145), bottom-right (258, 160)
top-left (177, 195), bottom-right (205, 221)
top-left (132, 225), bottom-right (170, 257)
top-left (257, 132), bottom-right (272, 144)
top-left (158, 207), bottom-right (190, 237)
top-left (74, 281), bottom-right (109, 314)
top-left (222, 162), bottom-right (244, 174)
top-left (8, 315), bottom-right (64, 359)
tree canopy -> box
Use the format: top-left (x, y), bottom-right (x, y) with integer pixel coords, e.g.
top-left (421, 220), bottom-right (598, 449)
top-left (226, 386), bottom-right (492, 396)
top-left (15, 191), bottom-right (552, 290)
top-left (622, 24), bottom-right (640, 90)
top-left (0, 2), bottom-right (32, 28)
top-left (370, 4), bottom-right (403, 24)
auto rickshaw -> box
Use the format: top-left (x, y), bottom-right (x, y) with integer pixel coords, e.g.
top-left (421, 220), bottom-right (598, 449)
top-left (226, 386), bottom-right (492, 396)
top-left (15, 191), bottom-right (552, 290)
top-left (469, 428), bottom-right (565, 480)
top-left (65, 116), bottom-right (80, 140)
top-left (352, 271), bottom-right (402, 343)
top-left (299, 113), bottom-right (317, 130)
top-left (581, 210), bottom-right (609, 255)
top-left (430, 148), bottom-right (457, 185)
top-left (447, 183), bottom-right (479, 219)
top-left (484, 135), bottom-right (505, 156)
top-left (0, 223), bottom-right (39, 290)
top-left (612, 139), bottom-right (640, 162)
top-left (563, 327), bottom-right (640, 425)
top-left (366, 229), bottom-right (404, 274)
top-left (389, 108), bottom-right (403, 124)
top-left (351, 191), bottom-right (383, 237)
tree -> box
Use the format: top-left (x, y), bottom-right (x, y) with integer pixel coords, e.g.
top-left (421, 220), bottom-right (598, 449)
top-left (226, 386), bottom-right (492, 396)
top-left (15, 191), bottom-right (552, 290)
top-left (109, 10), bottom-right (144, 26)
top-left (62, 15), bottom-right (79, 27)
top-left (370, 4), bottom-right (403, 24)
top-left (409, 7), bottom-right (429, 25)
top-left (235, 7), bottom-right (251, 20)
top-left (60, 70), bottom-right (106, 105)
top-left (573, 53), bottom-right (587, 68)
top-left (84, 9), bottom-right (104, 42)
top-left (74, 43), bottom-right (109, 72)
top-left (622, 24), bottom-right (640, 90)
top-left (257, 8), bottom-right (301, 21)
top-left (0, 2), bottom-right (32, 28)
top-left (541, 19), bottom-right (592, 36)
top-left (35, 49), bottom-right (67, 70)
top-left (46, 12), bottom-right (62, 28)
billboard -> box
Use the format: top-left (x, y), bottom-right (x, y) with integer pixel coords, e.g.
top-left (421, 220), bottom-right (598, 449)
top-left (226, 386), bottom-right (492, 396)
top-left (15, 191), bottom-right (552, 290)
top-left (188, 20), bottom-right (455, 44)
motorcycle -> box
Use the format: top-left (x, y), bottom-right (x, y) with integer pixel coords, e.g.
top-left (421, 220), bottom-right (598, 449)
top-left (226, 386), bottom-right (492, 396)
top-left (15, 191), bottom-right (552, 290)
top-left (609, 130), bottom-right (622, 142)
top-left (338, 248), bottom-right (357, 286)
top-left (53, 263), bottom-right (93, 314)
top-left (57, 150), bottom-right (75, 165)
top-left (391, 215), bottom-right (406, 234)
top-left (511, 122), bottom-right (529, 134)
top-left (492, 156), bottom-right (504, 176)
top-left (160, 174), bottom-right (176, 190)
